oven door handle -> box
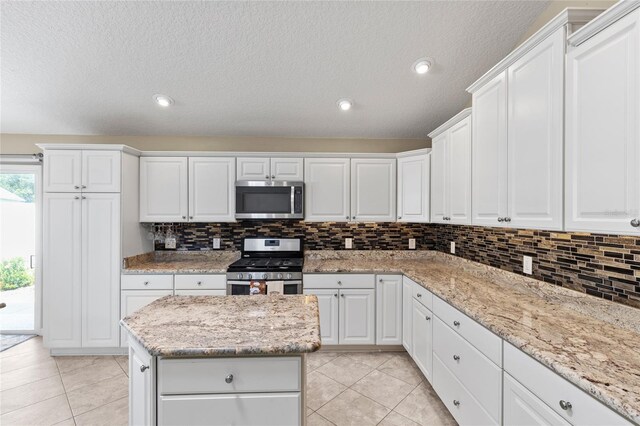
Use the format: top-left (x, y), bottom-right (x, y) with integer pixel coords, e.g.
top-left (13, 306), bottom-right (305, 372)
top-left (227, 280), bottom-right (302, 285)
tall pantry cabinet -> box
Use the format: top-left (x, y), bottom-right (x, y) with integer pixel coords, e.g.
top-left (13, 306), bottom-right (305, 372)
top-left (41, 145), bottom-right (150, 352)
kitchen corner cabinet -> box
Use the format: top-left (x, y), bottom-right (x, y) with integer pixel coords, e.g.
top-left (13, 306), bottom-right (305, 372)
top-left (375, 275), bottom-right (402, 345)
top-left (44, 149), bottom-right (121, 193)
top-left (397, 154), bottom-right (430, 222)
top-left (237, 157), bottom-right (303, 181)
top-left (430, 110), bottom-right (472, 225)
top-left (566, 8), bottom-right (640, 235)
top-left (140, 157), bottom-right (235, 223)
top-left (129, 338), bottom-right (156, 426)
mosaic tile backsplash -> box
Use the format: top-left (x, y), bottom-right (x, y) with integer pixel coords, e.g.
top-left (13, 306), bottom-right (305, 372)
top-left (155, 221), bottom-right (640, 308)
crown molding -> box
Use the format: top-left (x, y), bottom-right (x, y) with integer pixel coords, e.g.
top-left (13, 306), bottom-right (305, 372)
top-left (427, 108), bottom-right (472, 139)
top-left (36, 143), bottom-right (142, 156)
top-left (568, 1), bottom-right (640, 47)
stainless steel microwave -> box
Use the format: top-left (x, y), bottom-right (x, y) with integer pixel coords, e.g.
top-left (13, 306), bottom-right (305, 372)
top-left (235, 181), bottom-right (304, 219)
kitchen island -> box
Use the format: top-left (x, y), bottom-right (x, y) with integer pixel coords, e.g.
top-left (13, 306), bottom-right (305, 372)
top-left (120, 295), bottom-right (321, 426)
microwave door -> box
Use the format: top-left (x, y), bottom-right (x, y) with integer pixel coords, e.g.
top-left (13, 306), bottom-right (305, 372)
top-left (236, 185), bottom-right (296, 219)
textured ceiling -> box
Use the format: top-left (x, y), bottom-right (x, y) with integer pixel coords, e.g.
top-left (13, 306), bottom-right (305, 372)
top-left (1, 1), bottom-right (549, 139)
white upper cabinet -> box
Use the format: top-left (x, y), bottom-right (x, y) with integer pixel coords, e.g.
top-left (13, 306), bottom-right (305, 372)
top-left (351, 159), bottom-right (396, 222)
top-left (271, 158), bottom-right (304, 181)
top-left (472, 72), bottom-right (508, 226)
top-left (304, 158), bottom-right (351, 222)
top-left (397, 154), bottom-right (430, 222)
top-left (429, 110), bottom-right (472, 225)
top-left (44, 150), bottom-right (82, 192)
top-left (81, 151), bottom-right (121, 193)
top-left (566, 8), bottom-right (640, 234)
top-left (188, 158), bottom-right (235, 222)
top-left (140, 157), bottom-right (189, 222)
top-left (507, 27), bottom-right (564, 230)
top-left (45, 150), bottom-right (121, 193)
top-left (237, 157), bottom-right (303, 181)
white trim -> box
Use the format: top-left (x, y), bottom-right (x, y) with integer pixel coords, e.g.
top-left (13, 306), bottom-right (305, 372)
top-left (141, 150), bottom-right (401, 159)
top-left (466, 8), bottom-right (605, 93)
top-left (50, 347), bottom-right (128, 356)
top-left (395, 148), bottom-right (432, 158)
top-left (427, 108), bottom-right (472, 139)
top-left (37, 144), bottom-right (141, 156)
top-left (568, 0), bottom-right (640, 46)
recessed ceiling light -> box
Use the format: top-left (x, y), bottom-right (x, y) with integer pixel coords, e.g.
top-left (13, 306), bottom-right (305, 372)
top-left (337, 98), bottom-right (353, 111)
top-left (153, 94), bottom-right (174, 107)
top-left (413, 58), bottom-right (433, 74)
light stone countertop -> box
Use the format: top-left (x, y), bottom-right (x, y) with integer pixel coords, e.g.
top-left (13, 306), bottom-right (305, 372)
top-left (304, 250), bottom-right (640, 424)
top-left (120, 295), bottom-right (321, 357)
top-left (122, 250), bottom-right (240, 274)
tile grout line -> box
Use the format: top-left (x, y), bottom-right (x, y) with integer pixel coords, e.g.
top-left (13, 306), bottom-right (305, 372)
top-left (54, 352), bottom-right (77, 425)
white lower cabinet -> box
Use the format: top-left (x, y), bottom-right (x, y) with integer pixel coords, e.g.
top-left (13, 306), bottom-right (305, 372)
top-left (504, 373), bottom-right (570, 426)
top-left (375, 275), bottom-right (402, 345)
top-left (129, 338), bottom-right (155, 426)
top-left (339, 289), bottom-right (375, 345)
top-left (401, 277), bottom-right (413, 352)
top-left (303, 289), bottom-right (339, 345)
top-left (411, 298), bottom-right (433, 382)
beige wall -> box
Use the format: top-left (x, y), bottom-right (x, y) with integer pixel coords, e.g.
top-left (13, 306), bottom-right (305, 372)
top-left (0, 133), bottom-right (429, 155)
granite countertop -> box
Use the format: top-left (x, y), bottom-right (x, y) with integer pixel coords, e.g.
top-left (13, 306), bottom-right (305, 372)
top-left (122, 250), bottom-right (240, 274)
top-left (304, 250), bottom-right (640, 423)
top-left (120, 295), bottom-right (321, 357)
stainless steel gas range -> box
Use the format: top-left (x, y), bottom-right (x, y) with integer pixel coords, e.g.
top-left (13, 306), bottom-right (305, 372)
top-left (225, 237), bottom-right (303, 295)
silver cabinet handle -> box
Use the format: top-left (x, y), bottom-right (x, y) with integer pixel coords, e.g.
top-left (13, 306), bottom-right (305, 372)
top-left (140, 365), bottom-right (149, 372)
top-left (182, 216), bottom-right (186, 219)
top-left (265, 175), bottom-right (270, 179)
top-left (453, 320), bottom-right (460, 327)
top-left (498, 217), bottom-right (504, 222)
top-left (559, 400), bottom-right (572, 410)
top-left (416, 293), bottom-right (422, 298)
top-left (379, 278), bottom-right (383, 283)
top-left (74, 185), bottom-right (80, 189)
top-left (189, 216), bottom-right (193, 219)
top-left (453, 400), bottom-right (460, 407)
top-left (337, 281), bottom-right (342, 285)
top-left (225, 374), bottom-right (234, 383)
top-left (352, 216), bottom-right (356, 219)
top-left (453, 355), bottom-right (460, 361)
top-left (144, 281), bottom-right (150, 286)
top-left (340, 294), bottom-right (345, 298)
top-left (197, 281), bottom-right (202, 286)
top-left (631, 219), bottom-right (640, 227)
top-left (398, 216), bottom-right (402, 219)
top-left (271, 175), bottom-right (275, 179)
top-left (334, 293), bottom-right (338, 297)
top-left (425, 315), bottom-right (431, 321)
top-left (74, 196), bottom-right (80, 200)
top-left (81, 196), bottom-right (86, 199)
top-left (81, 185), bottom-right (86, 189)
top-left (505, 217), bottom-right (511, 222)
top-left (346, 216), bottom-right (349, 219)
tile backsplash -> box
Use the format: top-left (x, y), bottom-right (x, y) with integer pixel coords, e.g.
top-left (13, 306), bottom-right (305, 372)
top-left (155, 221), bottom-right (640, 308)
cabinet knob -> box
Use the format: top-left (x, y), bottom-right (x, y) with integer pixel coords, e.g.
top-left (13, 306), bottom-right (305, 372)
top-left (453, 320), bottom-right (460, 327)
top-left (182, 216), bottom-right (186, 219)
top-left (379, 278), bottom-right (383, 283)
top-left (144, 281), bottom-right (149, 286)
top-left (425, 315), bottom-right (431, 321)
top-left (81, 185), bottom-right (86, 189)
top-left (631, 219), bottom-right (640, 227)
top-left (559, 400), bottom-right (572, 411)
top-left (505, 217), bottom-right (511, 223)
top-left (334, 293), bottom-right (338, 297)
top-left (74, 196), bottom-right (80, 200)
top-left (497, 217), bottom-right (504, 222)
top-left (271, 175), bottom-right (275, 179)
top-left (197, 281), bottom-right (202, 286)
top-left (340, 294), bottom-right (345, 298)
top-left (189, 216), bottom-right (193, 219)
top-left (453, 354), bottom-right (460, 361)
top-left (225, 374), bottom-right (234, 384)
top-left (346, 216), bottom-right (349, 219)
top-left (140, 365), bottom-right (149, 372)
top-left (398, 216), bottom-right (402, 219)
top-left (337, 281), bottom-right (342, 285)
top-left (416, 293), bottom-right (422, 298)
top-left (265, 175), bottom-right (270, 179)
top-left (81, 196), bottom-right (86, 200)
top-left (74, 185), bottom-right (80, 189)
top-left (352, 216), bottom-right (356, 219)
top-left (453, 400), bottom-right (460, 407)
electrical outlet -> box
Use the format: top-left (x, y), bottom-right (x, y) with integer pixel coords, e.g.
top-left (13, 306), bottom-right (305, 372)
top-left (165, 237), bottom-right (176, 249)
top-left (212, 238), bottom-right (221, 249)
top-left (450, 241), bottom-right (456, 254)
top-left (345, 238), bottom-right (353, 249)
top-left (408, 238), bottom-right (416, 250)
top-left (523, 255), bottom-right (533, 275)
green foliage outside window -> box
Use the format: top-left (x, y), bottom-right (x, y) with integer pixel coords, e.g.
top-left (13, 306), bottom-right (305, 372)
top-left (0, 257), bottom-right (34, 290)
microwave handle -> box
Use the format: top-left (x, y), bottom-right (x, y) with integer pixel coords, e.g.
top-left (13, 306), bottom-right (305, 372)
top-left (291, 185), bottom-right (295, 215)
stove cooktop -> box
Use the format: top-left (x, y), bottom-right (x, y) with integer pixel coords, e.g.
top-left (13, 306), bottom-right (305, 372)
top-left (227, 257), bottom-right (303, 272)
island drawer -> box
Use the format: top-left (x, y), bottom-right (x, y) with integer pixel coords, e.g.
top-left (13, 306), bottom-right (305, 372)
top-left (174, 274), bottom-right (226, 290)
top-left (433, 316), bottom-right (501, 421)
top-left (503, 342), bottom-right (632, 426)
top-left (158, 356), bottom-right (301, 395)
top-left (433, 296), bottom-right (502, 366)
top-left (304, 274), bottom-right (374, 289)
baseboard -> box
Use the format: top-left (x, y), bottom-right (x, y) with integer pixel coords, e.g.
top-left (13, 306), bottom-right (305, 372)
top-left (318, 344), bottom-right (405, 352)
top-left (50, 347), bottom-right (128, 356)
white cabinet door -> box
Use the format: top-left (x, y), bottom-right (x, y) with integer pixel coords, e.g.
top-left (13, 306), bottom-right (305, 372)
top-left (339, 289), bottom-right (375, 345)
top-left (271, 158), bottom-right (304, 181)
top-left (43, 193), bottom-right (82, 348)
top-left (44, 150), bottom-right (82, 192)
top-left (566, 10), bottom-right (640, 234)
top-left (376, 275), bottom-right (402, 345)
top-left (304, 158), bottom-right (350, 222)
top-left (139, 157), bottom-right (188, 222)
top-left (188, 157), bottom-right (235, 222)
top-left (402, 278), bottom-right (413, 353)
top-left (237, 157), bottom-right (270, 181)
top-left (412, 298), bottom-right (433, 382)
top-left (504, 373), bottom-right (570, 426)
top-left (507, 27), bottom-right (564, 230)
top-left (351, 159), bottom-right (396, 222)
top-left (431, 133), bottom-right (448, 223)
top-left (472, 71), bottom-right (508, 227)
top-left (120, 290), bottom-right (173, 347)
top-left (303, 289), bottom-right (339, 345)
top-left (81, 151), bottom-right (121, 193)
top-left (448, 116), bottom-right (472, 225)
top-left (397, 154), bottom-right (430, 222)
top-left (130, 340), bottom-right (155, 426)
top-left (82, 194), bottom-right (121, 348)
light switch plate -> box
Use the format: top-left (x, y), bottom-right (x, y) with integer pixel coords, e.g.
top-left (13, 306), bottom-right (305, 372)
top-left (450, 241), bottom-right (456, 254)
top-left (408, 238), bottom-right (416, 250)
top-left (212, 238), bottom-right (221, 249)
top-left (345, 238), bottom-right (353, 249)
top-left (523, 255), bottom-right (533, 275)
top-left (165, 237), bottom-right (176, 249)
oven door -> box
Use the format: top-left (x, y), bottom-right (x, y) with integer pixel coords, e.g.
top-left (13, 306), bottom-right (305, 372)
top-left (235, 181), bottom-right (303, 219)
top-left (227, 281), bottom-right (302, 295)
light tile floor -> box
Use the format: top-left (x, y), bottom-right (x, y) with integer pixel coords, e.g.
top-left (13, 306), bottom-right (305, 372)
top-left (0, 337), bottom-right (456, 426)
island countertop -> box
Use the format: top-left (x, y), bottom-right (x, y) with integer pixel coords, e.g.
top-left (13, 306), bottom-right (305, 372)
top-left (120, 295), bottom-right (321, 357)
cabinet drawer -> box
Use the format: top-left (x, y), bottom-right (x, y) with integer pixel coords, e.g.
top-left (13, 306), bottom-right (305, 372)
top-left (433, 296), bottom-right (502, 366)
top-left (304, 274), bottom-right (374, 289)
top-left (121, 274), bottom-right (173, 290)
top-left (504, 342), bottom-right (632, 425)
top-left (433, 354), bottom-right (498, 426)
top-left (433, 316), bottom-right (501, 421)
top-left (408, 278), bottom-right (432, 310)
top-left (158, 392), bottom-right (300, 426)
top-left (174, 274), bottom-right (226, 290)
top-left (174, 289), bottom-right (226, 296)
top-left (504, 373), bottom-right (570, 426)
top-left (158, 356), bottom-right (301, 395)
